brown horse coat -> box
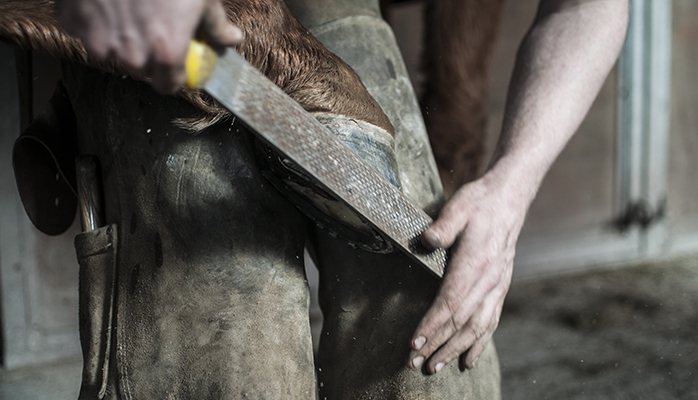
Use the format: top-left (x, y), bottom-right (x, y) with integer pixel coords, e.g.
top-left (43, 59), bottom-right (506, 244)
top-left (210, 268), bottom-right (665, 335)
top-left (0, 0), bottom-right (394, 134)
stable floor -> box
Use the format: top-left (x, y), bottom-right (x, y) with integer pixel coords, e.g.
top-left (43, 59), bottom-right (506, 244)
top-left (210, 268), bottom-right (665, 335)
top-left (495, 255), bottom-right (698, 399)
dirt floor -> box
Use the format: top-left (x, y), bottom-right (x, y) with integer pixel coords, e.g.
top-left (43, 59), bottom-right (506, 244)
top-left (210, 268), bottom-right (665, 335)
top-left (2, 255), bottom-right (698, 399)
top-left (495, 255), bottom-right (698, 400)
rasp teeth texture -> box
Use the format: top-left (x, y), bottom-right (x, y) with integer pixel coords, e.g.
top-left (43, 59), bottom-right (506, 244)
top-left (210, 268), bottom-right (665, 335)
top-left (207, 50), bottom-right (446, 278)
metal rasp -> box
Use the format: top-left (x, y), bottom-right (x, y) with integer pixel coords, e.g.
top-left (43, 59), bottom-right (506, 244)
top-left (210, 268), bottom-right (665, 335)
top-left (186, 42), bottom-right (447, 278)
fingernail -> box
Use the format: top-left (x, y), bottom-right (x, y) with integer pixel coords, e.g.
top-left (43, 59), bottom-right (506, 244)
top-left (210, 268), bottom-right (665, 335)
top-left (469, 357), bottom-right (479, 369)
top-left (412, 356), bottom-right (424, 368)
top-left (435, 362), bottom-right (445, 373)
top-left (413, 336), bottom-right (426, 350)
top-left (421, 230), bottom-right (442, 248)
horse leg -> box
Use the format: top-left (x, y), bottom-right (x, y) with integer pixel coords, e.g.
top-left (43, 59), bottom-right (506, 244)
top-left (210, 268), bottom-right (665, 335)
top-left (422, 0), bottom-right (506, 196)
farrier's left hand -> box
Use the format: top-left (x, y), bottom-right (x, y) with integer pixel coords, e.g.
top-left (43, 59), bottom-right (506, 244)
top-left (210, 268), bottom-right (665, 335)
top-left (407, 170), bottom-right (528, 373)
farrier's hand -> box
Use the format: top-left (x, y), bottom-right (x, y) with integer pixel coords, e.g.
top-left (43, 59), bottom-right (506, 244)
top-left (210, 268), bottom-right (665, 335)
top-left (404, 0), bottom-right (629, 375)
top-left (407, 169), bottom-right (529, 373)
top-left (56, 0), bottom-right (242, 93)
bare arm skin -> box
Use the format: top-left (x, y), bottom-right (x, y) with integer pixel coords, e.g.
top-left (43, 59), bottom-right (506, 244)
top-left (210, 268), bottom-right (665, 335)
top-left (55, 0), bottom-right (242, 93)
top-left (408, 0), bottom-right (629, 374)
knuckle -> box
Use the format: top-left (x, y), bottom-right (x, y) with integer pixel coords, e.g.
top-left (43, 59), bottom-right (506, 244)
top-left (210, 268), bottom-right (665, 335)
top-left (471, 320), bottom-right (490, 340)
top-left (490, 270), bottom-right (504, 288)
top-left (83, 39), bottom-right (109, 59)
top-left (479, 256), bottom-right (494, 274)
top-left (419, 338), bottom-right (441, 359)
top-left (451, 336), bottom-right (472, 356)
top-left (448, 315), bottom-right (461, 332)
top-left (471, 342), bottom-right (485, 355)
top-left (117, 39), bottom-right (147, 70)
top-left (155, 43), bottom-right (181, 67)
top-left (438, 349), bottom-right (460, 367)
top-left (148, 25), bottom-right (185, 67)
top-left (423, 341), bottom-right (441, 357)
top-left (152, 49), bottom-right (176, 68)
top-left (482, 266), bottom-right (505, 290)
top-left (77, 29), bottom-right (112, 59)
top-left (442, 294), bottom-right (464, 317)
top-left (479, 325), bottom-right (496, 342)
top-left (122, 54), bottom-right (146, 70)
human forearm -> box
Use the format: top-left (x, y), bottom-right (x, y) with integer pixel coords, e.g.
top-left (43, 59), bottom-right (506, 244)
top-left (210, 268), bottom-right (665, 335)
top-left (409, 0), bottom-right (629, 374)
top-left (488, 0), bottom-right (629, 203)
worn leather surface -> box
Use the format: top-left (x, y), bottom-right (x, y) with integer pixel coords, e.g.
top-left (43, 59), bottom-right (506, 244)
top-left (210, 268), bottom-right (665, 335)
top-left (289, 1), bottom-right (502, 398)
top-left (285, 0), bottom-right (382, 29)
top-left (312, 233), bottom-right (502, 400)
top-left (51, 1), bottom-right (500, 398)
top-left (62, 63), bottom-right (316, 399)
top-left (75, 224), bottom-right (118, 400)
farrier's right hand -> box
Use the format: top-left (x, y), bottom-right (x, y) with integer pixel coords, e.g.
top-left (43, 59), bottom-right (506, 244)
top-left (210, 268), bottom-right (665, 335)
top-left (56, 0), bottom-right (242, 93)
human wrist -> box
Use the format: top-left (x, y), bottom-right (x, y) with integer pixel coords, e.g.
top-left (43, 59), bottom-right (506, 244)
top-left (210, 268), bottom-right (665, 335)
top-left (481, 151), bottom-right (546, 213)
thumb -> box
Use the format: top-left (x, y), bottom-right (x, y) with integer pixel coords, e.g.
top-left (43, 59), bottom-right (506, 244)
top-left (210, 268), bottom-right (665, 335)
top-left (421, 201), bottom-right (467, 250)
top-left (200, 0), bottom-right (243, 47)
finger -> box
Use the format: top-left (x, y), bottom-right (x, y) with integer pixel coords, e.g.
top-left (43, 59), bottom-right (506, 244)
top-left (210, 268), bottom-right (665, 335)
top-left (408, 283), bottom-right (482, 367)
top-left (408, 247), bottom-right (477, 356)
top-left (150, 62), bottom-right (186, 94)
top-left (114, 30), bottom-right (149, 72)
top-left (410, 242), bottom-right (488, 346)
top-left (409, 281), bottom-right (466, 351)
top-left (463, 335), bottom-right (492, 369)
top-left (410, 287), bottom-right (493, 373)
top-left (80, 26), bottom-right (113, 60)
top-left (429, 326), bottom-right (478, 374)
top-left (408, 259), bottom-right (502, 369)
top-left (146, 29), bottom-right (188, 94)
top-left (200, 0), bottom-right (244, 47)
top-left (408, 312), bottom-right (461, 369)
top-left (463, 285), bottom-right (508, 370)
top-left (408, 319), bottom-right (455, 369)
top-left (421, 196), bottom-right (470, 250)
top-left (427, 297), bottom-right (496, 373)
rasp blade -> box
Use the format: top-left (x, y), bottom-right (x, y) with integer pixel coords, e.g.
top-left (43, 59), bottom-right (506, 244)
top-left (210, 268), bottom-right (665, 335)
top-left (203, 49), bottom-right (446, 278)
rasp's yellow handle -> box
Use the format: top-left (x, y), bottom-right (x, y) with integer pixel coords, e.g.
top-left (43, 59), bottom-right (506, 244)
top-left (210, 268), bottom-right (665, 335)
top-left (185, 40), bottom-right (219, 89)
